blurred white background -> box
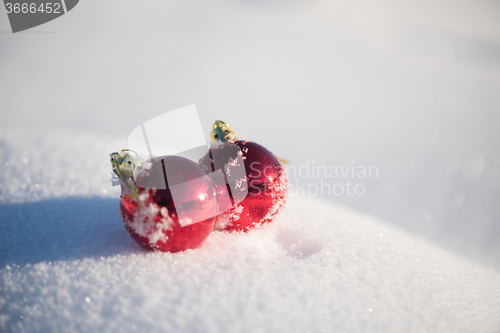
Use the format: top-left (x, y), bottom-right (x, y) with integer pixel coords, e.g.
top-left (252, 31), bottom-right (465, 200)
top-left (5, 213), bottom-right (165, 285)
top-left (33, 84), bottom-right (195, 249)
top-left (1, 0), bottom-right (500, 268)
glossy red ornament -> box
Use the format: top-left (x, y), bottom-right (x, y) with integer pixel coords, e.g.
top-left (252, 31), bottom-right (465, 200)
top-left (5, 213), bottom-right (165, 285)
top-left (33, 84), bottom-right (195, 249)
top-left (198, 140), bottom-right (288, 232)
top-left (117, 155), bottom-right (217, 252)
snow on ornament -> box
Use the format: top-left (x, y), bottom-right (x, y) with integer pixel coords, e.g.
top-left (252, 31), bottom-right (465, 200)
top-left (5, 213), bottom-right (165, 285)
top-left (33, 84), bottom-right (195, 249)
top-left (111, 150), bottom-right (217, 252)
top-left (198, 121), bottom-right (288, 232)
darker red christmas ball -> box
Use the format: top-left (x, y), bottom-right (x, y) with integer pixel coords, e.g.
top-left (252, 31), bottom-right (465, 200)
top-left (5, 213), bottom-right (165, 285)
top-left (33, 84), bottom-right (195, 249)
top-left (117, 155), bottom-right (217, 252)
top-left (198, 140), bottom-right (288, 232)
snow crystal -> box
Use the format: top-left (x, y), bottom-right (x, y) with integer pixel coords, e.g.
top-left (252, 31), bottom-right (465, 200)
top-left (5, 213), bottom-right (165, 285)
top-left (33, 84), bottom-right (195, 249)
top-left (119, 191), bottom-right (175, 248)
top-left (262, 170), bottom-right (289, 222)
top-left (215, 204), bottom-right (244, 230)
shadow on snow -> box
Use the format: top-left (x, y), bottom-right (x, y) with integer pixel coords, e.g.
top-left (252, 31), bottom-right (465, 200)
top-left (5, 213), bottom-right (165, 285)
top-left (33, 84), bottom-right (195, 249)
top-left (0, 197), bottom-right (143, 267)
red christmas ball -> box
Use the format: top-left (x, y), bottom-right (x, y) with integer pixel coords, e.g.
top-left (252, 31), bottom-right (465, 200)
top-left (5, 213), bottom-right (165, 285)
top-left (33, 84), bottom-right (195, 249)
top-left (118, 155), bottom-right (217, 252)
top-left (198, 140), bottom-right (288, 232)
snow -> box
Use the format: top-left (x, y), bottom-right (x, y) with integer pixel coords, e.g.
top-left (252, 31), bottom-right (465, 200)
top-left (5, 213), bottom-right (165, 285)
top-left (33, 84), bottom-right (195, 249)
top-left (0, 128), bottom-right (121, 204)
top-left (1, 0), bottom-right (500, 331)
top-left (1, 129), bottom-right (500, 332)
top-left (2, 0), bottom-right (500, 268)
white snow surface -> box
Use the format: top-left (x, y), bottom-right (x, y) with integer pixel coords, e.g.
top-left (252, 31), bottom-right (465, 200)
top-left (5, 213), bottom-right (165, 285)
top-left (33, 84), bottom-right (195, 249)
top-left (1, 129), bottom-right (500, 332)
top-left (2, 0), bottom-right (500, 268)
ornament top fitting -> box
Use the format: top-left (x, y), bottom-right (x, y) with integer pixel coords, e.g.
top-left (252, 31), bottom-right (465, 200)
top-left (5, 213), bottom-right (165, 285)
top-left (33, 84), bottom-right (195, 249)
top-left (110, 149), bottom-right (141, 204)
top-left (110, 149), bottom-right (139, 179)
top-left (211, 120), bottom-right (238, 143)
